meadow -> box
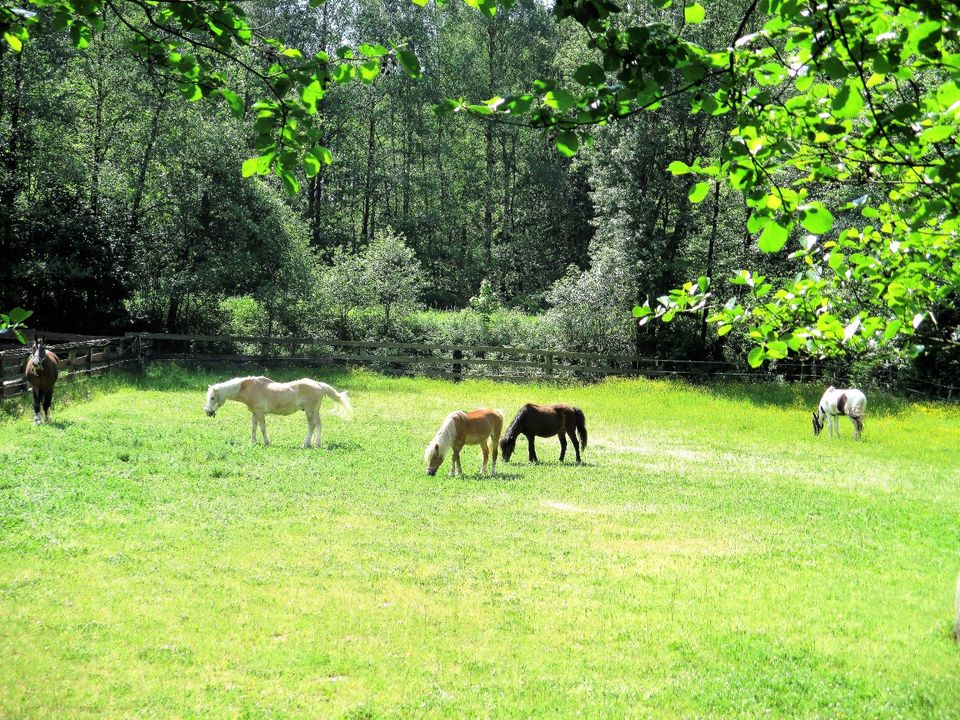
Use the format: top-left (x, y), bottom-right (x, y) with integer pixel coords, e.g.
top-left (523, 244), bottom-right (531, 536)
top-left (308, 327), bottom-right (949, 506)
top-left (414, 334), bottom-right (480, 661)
top-left (1, 365), bottom-right (959, 719)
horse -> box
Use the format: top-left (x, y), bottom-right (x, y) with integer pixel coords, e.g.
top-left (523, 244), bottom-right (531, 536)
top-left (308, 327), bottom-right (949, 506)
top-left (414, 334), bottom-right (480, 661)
top-left (424, 408), bottom-right (503, 477)
top-left (24, 336), bottom-right (59, 425)
top-left (812, 386), bottom-right (867, 439)
top-left (955, 572), bottom-right (960, 641)
top-left (204, 376), bottom-right (352, 447)
top-left (500, 403), bottom-right (588, 464)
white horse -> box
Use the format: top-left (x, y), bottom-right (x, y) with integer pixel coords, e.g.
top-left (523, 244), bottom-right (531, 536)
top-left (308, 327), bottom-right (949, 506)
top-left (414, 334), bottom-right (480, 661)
top-left (812, 386), bottom-right (867, 439)
top-left (204, 376), bottom-right (352, 447)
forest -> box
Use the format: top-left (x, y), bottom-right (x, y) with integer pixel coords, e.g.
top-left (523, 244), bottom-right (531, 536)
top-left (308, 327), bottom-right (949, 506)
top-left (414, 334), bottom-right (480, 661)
top-left (0, 0), bottom-right (957, 387)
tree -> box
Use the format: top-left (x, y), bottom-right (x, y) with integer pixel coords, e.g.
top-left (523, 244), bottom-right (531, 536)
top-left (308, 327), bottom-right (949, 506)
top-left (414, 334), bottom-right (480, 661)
top-left (362, 227), bottom-right (424, 333)
top-left (445, 0), bottom-right (960, 362)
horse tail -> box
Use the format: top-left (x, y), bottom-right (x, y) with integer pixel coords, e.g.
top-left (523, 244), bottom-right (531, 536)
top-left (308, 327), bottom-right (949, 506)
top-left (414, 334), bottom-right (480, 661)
top-left (574, 407), bottom-right (587, 449)
top-left (325, 384), bottom-right (353, 418)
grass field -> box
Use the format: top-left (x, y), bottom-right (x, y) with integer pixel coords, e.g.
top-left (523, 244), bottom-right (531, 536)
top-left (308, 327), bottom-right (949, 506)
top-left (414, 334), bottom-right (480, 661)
top-left (1, 365), bottom-right (959, 719)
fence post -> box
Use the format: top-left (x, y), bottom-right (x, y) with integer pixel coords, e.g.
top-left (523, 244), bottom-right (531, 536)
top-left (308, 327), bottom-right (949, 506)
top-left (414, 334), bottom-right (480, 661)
top-left (86, 345), bottom-right (93, 371)
top-left (452, 348), bottom-right (462, 380)
top-left (67, 349), bottom-right (77, 374)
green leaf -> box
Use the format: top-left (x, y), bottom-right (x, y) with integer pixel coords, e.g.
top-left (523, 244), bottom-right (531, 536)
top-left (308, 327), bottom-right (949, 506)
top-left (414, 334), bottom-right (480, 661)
top-left (667, 160), bottom-right (691, 175)
top-left (688, 182), bottom-right (710, 203)
top-left (221, 89), bottom-right (244, 119)
top-left (920, 125), bottom-right (954, 143)
top-left (747, 347), bottom-right (766, 368)
top-left (799, 203), bottom-right (834, 234)
top-left (832, 81), bottom-right (864, 118)
top-left (358, 60), bottom-right (380, 83)
top-left (684, 2), bottom-right (705, 23)
top-left (241, 157), bottom-right (259, 178)
top-left (556, 130), bottom-right (579, 157)
top-left (8, 307), bottom-right (32, 325)
top-left (308, 146), bottom-right (333, 165)
top-left (757, 221), bottom-right (790, 252)
top-left (302, 153), bottom-right (321, 178)
top-left (4, 32), bottom-right (22, 52)
top-left (277, 168), bottom-right (300, 195)
top-left (396, 49), bottom-right (422, 79)
top-left (766, 340), bottom-right (788, 359)
top-left (358, 43), bottom-right (389, 58)
top-left (544, 89), bottom-right (576, 112)
top-left (573, 62), bottom-right (605, 87)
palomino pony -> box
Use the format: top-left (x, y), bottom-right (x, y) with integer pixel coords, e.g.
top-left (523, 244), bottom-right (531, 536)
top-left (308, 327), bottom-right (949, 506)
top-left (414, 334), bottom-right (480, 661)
top-left (424, 408), bottom-right (503, 477)
top-left (204, 376), bottom-right (352, 447)
top-left (500, 403), bottom-right (587, 464)
top-left (24, 336), bottom-right (59, 425)
top-left (812, 386), bottom-right (867, 439)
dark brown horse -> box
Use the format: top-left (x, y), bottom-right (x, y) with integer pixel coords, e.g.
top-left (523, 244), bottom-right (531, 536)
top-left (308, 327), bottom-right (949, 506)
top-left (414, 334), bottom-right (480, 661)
top-left (499, 403), bottom-right (587, 464)
top-left (24, 336), bottom-right (59, 425)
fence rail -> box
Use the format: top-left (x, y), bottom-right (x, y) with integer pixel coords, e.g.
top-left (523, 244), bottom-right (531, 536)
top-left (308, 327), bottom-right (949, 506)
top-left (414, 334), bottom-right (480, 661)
top-left (0, 336), bottom-right (139, 398)
top-left (129, 332), bottom-right (824, 383)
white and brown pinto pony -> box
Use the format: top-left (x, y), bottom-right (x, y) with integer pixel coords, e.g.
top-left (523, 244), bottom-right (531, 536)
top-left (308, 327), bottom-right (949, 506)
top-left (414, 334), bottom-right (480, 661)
top-left (425, 408), bottom-right (503, 477)
top-left (812, 386), bottom-right (867, 439)
top-left (204, 376), bottom-right (352, 447)
top-left (25, 336), bottom-right (59, 425)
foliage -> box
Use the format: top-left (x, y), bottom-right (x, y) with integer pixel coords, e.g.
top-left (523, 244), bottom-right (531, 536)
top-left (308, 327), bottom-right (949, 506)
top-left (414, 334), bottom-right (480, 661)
top-left (442, 0), bottom-right (960, 362)
top-left (468, 279), bottom-right (502, 315)
top-left (362, 227), bottom-right (425, 332)
top-left (0, 307), bottom-right (31, 342)
top-left (545, 243), bottom-right (638, 355)
top-left (2, 366), bottom-right (959, 716)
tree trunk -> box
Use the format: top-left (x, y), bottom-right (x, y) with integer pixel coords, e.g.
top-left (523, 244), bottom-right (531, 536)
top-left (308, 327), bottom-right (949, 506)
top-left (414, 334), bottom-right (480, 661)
top-left (129, 94), bottom-right (167, 234)
top-left (699, 181), bottom-right (721, 351)
top-left (361, 96), bottom-right (377, 244)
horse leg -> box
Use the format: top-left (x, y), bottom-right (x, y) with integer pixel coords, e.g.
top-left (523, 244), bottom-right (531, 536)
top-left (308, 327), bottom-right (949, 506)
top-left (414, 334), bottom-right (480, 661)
top-left (527, 434), bottom-right (538, 463)
top-left (31, 387), bottom-right (42, 425)
top-left (558, 432), bottom-right (567, 462)
top-left (259, 415), bottom-right (270, 446)
top-left (568, 429), bottom-right (581, 463)
top-left (303, 412), bottom-right (314, 448)
top-left (480, 440), bottom-right (489, 476)
top-left (313, 413), bottom-right (322, 447)
top-left (491, 432), bottom-right (499, 476)
top-left (250, 414), bottom-right (258, 444)
top-left (43, 389), bottom-right (53, 424)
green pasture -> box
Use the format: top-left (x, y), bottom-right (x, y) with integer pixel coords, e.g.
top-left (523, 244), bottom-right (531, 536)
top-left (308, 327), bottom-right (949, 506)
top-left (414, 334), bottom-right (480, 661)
top-left (1, 366), bottom-right (959, 718)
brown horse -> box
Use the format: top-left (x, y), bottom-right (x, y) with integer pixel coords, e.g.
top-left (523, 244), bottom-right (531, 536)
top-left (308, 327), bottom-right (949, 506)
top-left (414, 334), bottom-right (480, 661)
top-left (24, 336), bottom-right (59, 425)
top-left (500, 403), bottom-right (587, 464)
top-left (424, 408), bottom-right (503, 477)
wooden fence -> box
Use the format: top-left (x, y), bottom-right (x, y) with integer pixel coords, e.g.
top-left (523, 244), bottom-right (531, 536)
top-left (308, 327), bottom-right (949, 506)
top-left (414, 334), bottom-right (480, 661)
top-left (0, 336), bottom-right (139, 398)
top-left (129, 332), bottom-right (820, 382)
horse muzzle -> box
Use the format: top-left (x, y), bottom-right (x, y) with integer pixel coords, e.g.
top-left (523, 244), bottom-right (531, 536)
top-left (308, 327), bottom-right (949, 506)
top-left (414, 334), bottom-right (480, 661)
top-left (206, 410), bottom-right (216, 417)
top-left (426, 467), bottom-right (437, 476)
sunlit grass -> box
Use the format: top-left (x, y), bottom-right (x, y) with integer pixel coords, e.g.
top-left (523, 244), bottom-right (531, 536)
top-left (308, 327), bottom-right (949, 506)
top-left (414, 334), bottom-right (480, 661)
top-left (1, 365), bottom-right (958, 718)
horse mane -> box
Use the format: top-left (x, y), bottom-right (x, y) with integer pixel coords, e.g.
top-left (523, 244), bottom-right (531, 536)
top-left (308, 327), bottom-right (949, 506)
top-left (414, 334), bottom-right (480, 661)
top-left (503, 405), bottom-right (529, 442)
top-left (425, 412), bottom-right (460, 464)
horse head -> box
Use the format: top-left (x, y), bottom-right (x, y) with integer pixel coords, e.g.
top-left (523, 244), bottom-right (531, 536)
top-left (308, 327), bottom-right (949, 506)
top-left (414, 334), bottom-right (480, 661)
top-left (499, 434), bottom-right (516, 462)
top-left (29, 336), bottom-right (48, 371)
top-left (204, 386), bottom-right (222, 417)
top-left (812, 411), bottom-right (823, 436)
top-left (424, 442), bottom-right (443, 476)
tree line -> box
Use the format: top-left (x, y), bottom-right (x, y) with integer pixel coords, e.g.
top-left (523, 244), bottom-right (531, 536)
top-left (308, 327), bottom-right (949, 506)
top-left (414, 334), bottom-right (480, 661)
top-left (0, 0), bottom-right (956, 387)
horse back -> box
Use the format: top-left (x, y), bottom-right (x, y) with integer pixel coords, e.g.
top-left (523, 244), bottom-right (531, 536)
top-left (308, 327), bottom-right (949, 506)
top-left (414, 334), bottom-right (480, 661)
top-left (458, 408), bottom-right (503, 442)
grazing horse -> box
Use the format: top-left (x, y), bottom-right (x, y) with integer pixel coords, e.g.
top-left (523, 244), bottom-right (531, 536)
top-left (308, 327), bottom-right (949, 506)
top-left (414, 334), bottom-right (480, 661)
top-left (424, 408), bottom-right (503, 477)
top-left (500, 403), bottom-right (587, 464)
top-left (24, 336), bottom-right (59, 425)
top-left (204, 376), bottom-right (352, 447)
top-left (812, 386), bottom-right (867, 439)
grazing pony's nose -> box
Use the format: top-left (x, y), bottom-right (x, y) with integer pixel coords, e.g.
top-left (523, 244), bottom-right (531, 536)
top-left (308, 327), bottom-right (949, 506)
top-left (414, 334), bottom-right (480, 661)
top-left (426, 467), bottom-right (437, 476)
top-left (206, 410), bottom-right (215, 417)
